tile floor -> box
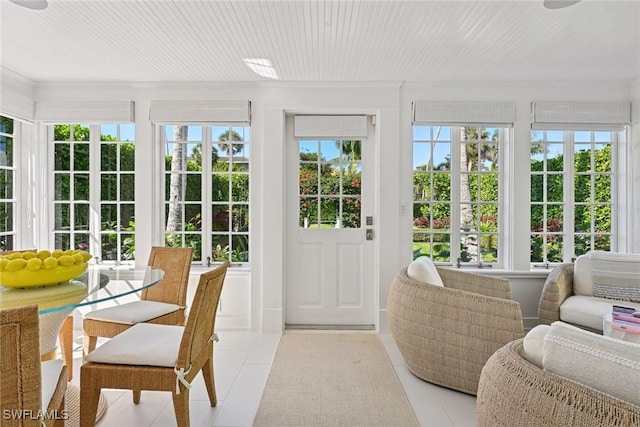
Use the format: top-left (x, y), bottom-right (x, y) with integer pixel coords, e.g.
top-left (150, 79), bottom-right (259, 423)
top-left (67, 330), bottom-right (476, 427)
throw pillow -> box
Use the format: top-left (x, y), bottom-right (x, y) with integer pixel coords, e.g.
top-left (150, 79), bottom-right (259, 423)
top-left (590, 251), bottom-right (640, 302)
top-left (407, 256), bottom-right (444, 286)
top-left (573, 253), bottom-right (593, 296)
top-left (523, 324), bottom-right (550, 368)
top-left (543, 321), bottom-right (640, 407)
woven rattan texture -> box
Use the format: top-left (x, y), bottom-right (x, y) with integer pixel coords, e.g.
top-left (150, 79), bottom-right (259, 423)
top-left (1, 304), bottom-right (67, 427)
top-left (388, 267), bottom-right (524, 395)
top-left (477, 339), bottom-right (640, 427)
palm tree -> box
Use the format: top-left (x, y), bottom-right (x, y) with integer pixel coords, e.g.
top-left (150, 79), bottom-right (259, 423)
top-left (335, 140), bottom-right (361, 174)
top-left (217, 129), bottom-right (243, 156)
top-left (166, 126), bottom-right (187, 245)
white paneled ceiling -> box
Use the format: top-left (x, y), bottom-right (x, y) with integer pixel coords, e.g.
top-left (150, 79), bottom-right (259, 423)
top-left (1, 0), bottom-right (639, 84)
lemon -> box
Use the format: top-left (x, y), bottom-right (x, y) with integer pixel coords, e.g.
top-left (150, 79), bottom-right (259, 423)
top-left (8, 252), bottom-right (23, 260)
top-left (22, 251), bottom-right (36, 260)
top-left (43, 257), bottom-right (59, 269)
top-left (58, 255), bottom-right (75, 266)
top-left (6, 259), bottom-right (27, 271)
top-left (78, 250), bottom-right (92, 262)
top-left (52, 249), bottom-right (64, 258)
top-left (37, 250), bottom-right (52, 260)
top-left (26, 258), bottom-right (43, 271)
top-left (0, 259), bottom-right (9, 271)
top-left (72, 253), bottom-right (84, 264)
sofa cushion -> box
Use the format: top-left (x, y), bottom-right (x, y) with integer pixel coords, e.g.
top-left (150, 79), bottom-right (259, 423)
top-left (543, 321), bottom-right (640, 408)
top-left (573, 253), bottom-right (593, 296)
top-left (522, 324), bottom-right (550, 368)
top-left (559, 295), bottom-right (640, 331)
top-left (407, 256), bottom-right (444, 286)
top-left (590, 251), bottom-right (640, 302)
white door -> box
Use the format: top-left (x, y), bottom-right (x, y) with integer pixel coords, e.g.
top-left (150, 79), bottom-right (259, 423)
top-left (285, 115), bottom-right (375, 327)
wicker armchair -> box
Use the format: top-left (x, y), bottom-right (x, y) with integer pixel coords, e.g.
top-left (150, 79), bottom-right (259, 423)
top-left (387, 267), bottom-right (524, 395)
top-left (477, 339), bottom-right (640, 427)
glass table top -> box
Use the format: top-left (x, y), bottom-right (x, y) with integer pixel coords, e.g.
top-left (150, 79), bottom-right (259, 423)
top-left (0, 266), bottom-right (164, 314)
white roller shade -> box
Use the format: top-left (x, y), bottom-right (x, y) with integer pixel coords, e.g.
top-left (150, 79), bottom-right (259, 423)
top-left (412, 100), bottom-right (516, 127)
top-left (294, 115), bottom-right (368, 138)
top-left (0, 88), bottom-right (35, 122)
top-left (34, 101), bottom-right (134, 123)
top-left (531, 101), bottom-right (631, 131)
top-left (149, 100), bottom-right (251, 124)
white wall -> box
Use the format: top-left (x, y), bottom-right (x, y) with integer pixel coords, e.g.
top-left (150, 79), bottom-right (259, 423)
top-left (3, 74), bottom-right (638, 332)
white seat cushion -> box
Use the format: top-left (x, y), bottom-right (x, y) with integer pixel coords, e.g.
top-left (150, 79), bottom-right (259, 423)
top-left (41, 359), bottom-right (64, 410)
top-left (543, 321), bottom-right (640, 407)
top-left (407, 256), bottom-right (444, 286)
top-left (83, 300), bottom-right (182, 325)
top-left (85, 323), bottom-right (184, 367)
top-left (560, 295), bottom-right (640, 331)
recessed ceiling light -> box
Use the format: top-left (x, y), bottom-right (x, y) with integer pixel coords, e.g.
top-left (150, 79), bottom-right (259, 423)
top-left (243, 58), bottom-right (279, 80)
top-left (543, 0), bottom-right (582, 9)
top-left (9, 0), bottom-right (48, 10)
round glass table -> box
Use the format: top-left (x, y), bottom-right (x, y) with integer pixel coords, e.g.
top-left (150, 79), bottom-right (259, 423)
top-left (0, 266), bottom-right (165, 314)
top-left (0, 266), bottom-right (165, 361)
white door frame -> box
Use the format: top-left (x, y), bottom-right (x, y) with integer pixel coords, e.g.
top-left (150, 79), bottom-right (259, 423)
top-left (282, 111), bottom-right (379, 328)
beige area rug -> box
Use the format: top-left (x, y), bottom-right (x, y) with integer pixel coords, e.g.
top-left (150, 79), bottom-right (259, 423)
top-left (64, 384), bottom-right (107, 427)
top-left (253, 333), bottom-right (419, 427)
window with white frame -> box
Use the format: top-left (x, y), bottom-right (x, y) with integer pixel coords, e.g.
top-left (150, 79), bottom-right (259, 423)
top-left (0, 116), bottom-right (16, 250)
top-left (51, 123), bottom-right (136, 261)
top-left (530, 130), bottom-right (616, 265)
top-left (412, 125), bottom-right (505, 266)
top-left (529, 101), bottom-right (630, 266)
top-left (161, 124), bottom-right (250, 264)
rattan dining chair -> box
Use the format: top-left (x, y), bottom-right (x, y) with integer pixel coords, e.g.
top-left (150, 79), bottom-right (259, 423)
top-left (0, 249), bottom-right (75, 381)
top-left (82, 246), bottom-right (193, 354)
top-left (80, 262), bottom-right (229, 427)
top-left (1, 304), bottom-right (68, 427)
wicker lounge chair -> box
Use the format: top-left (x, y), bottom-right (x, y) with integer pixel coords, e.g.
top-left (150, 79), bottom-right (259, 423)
top-left (387, 267), bottom-right (524, 395)
top-left (477, 339), bottom-right (640, 426)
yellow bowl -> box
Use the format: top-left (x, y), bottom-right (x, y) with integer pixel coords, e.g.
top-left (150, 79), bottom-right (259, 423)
top-left (0, 262), bottom-right (88, 288)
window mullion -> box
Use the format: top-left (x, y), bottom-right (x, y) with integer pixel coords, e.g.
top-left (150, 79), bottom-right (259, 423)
top-left (201, 127), bottom-right (212, 266)
top-left (564, 131), bottom-right (575, 261)
top-left (450, 127), bottom-right (462, 263)
top-left (90, 124), bottom-right (101, 258)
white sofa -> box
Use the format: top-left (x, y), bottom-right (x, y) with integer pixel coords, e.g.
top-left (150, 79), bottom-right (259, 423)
top-left (538, 251), bottom-right (640, 332)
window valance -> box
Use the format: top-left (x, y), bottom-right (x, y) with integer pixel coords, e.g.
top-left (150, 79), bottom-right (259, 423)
top-left (293, 115), bottom-right (368, 138)
top-left (149, 100), bottom-right (251, 124)
top-left (531, 101), bottom-right (631, 131)
top-left (34, 101), bottom-right (135, 123)
top-left (412, 100), bottom-right (516, 127)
